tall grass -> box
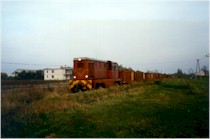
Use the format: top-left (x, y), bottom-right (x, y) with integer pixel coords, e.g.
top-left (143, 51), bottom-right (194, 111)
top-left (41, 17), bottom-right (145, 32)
top-left (1, 78), bottom-right (209, 137)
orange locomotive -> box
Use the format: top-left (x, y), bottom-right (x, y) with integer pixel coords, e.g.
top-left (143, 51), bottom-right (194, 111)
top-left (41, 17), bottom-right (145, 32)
top-left (69, 57), bottom-right (171, 92)
top-left (69, 57), bottom-right (121, 92)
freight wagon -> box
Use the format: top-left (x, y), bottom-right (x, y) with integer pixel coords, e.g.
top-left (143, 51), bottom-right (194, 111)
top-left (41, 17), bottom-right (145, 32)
top-left (119, 70), bottom-right (134, 84)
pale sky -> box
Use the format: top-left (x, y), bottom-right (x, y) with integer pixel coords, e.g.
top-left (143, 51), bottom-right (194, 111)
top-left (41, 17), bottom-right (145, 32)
top-left (1, 0), bottom-right (209, 75)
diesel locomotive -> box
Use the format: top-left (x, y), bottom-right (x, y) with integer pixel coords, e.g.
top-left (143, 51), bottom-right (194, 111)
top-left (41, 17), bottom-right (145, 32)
top-left (69, 57), bottom-right (170, 92)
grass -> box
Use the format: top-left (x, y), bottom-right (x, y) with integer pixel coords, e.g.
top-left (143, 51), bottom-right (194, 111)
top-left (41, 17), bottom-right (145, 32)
top-left (1, 78), bottom-right (209, 138)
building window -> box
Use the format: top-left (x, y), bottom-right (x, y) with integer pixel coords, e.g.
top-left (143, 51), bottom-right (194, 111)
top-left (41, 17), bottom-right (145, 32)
top-left (47, 75), bottom-right (48, 78)
top-left (47, 70), bottom-right (48, 73)
top-left (52, 70), bottom-right (54, 73)
top-left (52, 75), bottom-right (54, 78)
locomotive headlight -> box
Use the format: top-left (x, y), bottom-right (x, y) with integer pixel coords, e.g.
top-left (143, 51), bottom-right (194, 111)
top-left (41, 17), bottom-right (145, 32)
top-left (85, 75), bottom-right (88, 78)
top-left (73, 76), bottom-right (76, 79)
top-left (78, 58), bottom-right (81, 61)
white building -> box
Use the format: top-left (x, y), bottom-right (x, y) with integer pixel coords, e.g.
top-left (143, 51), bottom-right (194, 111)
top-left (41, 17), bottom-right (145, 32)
top-left (195, 70), bottom-right (205, 76)
top-left (44, 67), bottom-right (73, 80)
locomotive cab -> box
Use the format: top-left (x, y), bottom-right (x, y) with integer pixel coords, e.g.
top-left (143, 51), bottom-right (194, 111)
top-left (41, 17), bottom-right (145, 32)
top-left (107, 61), bottom-right (119, 79)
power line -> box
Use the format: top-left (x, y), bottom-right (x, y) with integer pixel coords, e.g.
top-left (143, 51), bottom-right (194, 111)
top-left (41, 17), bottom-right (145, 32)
top-left (127, 59), bottom-right (195, 66)
top-left (2, 57), bottom-right (207, 69)
top-left (1, 61), bottom-right (61, 67)
top-left (2, 59), bottom-right (196, 67)
top-left (199, 53), bottom-right (209, 60)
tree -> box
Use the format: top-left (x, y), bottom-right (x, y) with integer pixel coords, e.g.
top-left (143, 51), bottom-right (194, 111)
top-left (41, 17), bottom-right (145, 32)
top-left (176, 68), bottom-right (184, 78)
top-left (1, 72), bottom-right (8, 80)
top-left (201, 66), bottom-right (209, 76)
top-left (35, 70), bottom-right (44, 79)
top-left (17, 70), bottom-right (44, 80)
top-left (118, 65), bottom-right (133, 71)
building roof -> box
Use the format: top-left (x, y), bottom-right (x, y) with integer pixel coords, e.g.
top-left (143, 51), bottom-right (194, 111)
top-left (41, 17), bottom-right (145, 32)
top-left (44, 67), bottom-right (73, 70)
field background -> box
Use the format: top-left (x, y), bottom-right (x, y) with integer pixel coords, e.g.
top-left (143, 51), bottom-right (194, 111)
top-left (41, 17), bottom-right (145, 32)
top-left (1, 78), bottom-right (209, 138)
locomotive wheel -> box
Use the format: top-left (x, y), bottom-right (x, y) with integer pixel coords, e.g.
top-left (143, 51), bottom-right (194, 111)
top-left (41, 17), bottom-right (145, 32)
top-left (72, 84), bottom-right (83, 93)
top-left (96, 83), bottom-right (105, 89)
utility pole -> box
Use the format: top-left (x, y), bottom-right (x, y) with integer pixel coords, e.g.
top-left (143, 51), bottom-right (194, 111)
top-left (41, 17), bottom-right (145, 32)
top-left (65, 64), bottom-right (67, 81)
top-left (188, 68), bottom-right (193, 79)
top-left (195, 59), bottom-right (200, 79)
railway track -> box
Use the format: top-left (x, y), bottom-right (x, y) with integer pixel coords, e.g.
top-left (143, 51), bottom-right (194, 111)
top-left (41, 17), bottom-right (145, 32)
top-left (1, 81), bottom-right (69, 93)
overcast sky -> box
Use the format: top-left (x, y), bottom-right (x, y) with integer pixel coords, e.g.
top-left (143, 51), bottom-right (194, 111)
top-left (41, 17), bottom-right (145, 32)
top-left (1, 0), bottom-right (209, 75)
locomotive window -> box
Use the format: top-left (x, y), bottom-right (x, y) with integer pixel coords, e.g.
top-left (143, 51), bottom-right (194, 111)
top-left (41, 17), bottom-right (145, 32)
top-left (108, 62), bottom-right (112, 70)
top-left (78, 63), bottom-right (83, 69)
top-left (114, 64), bottom-right (118, 70)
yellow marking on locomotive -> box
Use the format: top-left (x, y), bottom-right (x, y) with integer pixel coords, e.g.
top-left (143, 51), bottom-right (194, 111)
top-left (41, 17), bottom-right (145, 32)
top-left (81, 80), bottom-right (86, 85)
top-left (69, 80), bottom-right (92, 90)
top-left (69, 80), bottom-right (78, 89)
top-left (87, 80), bottom-right (92, 89)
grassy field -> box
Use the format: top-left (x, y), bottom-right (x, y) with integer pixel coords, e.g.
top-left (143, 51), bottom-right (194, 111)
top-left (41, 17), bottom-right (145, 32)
top-left (1, 78), bottom-right (209, 137)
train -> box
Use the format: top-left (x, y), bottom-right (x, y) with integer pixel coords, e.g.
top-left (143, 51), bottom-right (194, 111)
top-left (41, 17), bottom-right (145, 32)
top-left (69, 57), bottom-right (171, 92)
